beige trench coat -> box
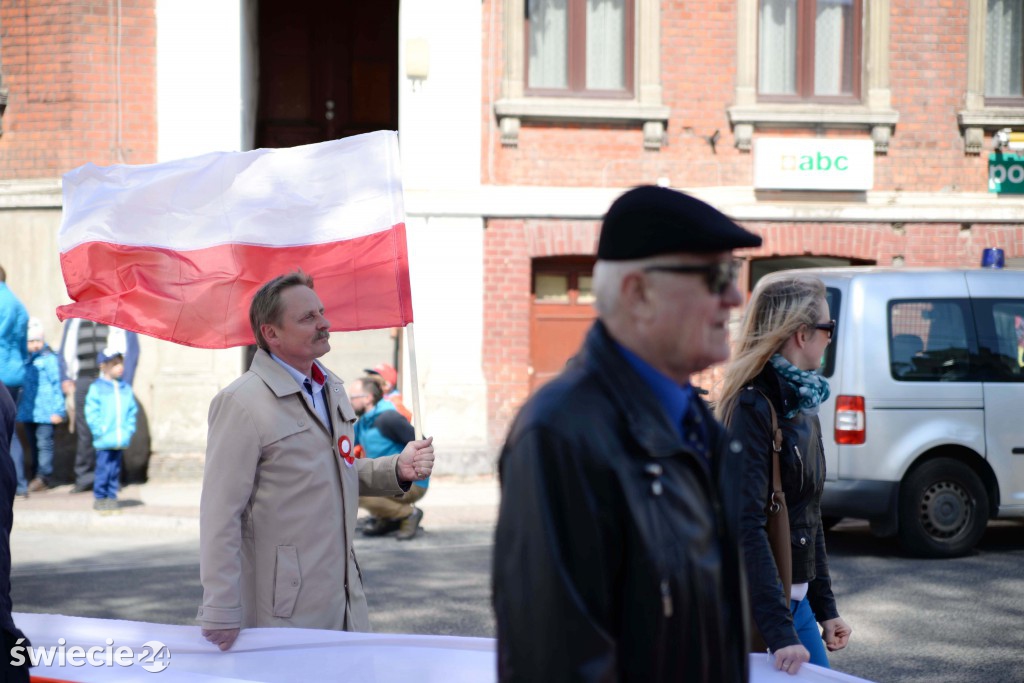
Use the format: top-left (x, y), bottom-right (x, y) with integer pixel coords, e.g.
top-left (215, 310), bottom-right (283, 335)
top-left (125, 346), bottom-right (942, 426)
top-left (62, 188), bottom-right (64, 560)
top-left (197, 349), bottom-right (404, 632)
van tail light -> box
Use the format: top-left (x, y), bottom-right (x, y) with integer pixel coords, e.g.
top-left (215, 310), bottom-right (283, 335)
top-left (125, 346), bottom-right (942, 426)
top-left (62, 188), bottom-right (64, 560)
top-left (835, 395), bottom-right (866, 445)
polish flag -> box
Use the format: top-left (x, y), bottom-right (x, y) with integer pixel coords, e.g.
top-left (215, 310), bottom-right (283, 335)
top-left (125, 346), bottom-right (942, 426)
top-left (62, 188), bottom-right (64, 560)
top-left (56, 131), bottom-right (414, 349)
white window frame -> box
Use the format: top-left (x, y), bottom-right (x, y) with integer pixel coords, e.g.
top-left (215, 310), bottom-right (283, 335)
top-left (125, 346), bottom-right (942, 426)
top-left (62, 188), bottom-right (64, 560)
top-left (495, 0), bottom-right (669, 149)
top-left (959, 0), bottom-right (1024, 155)
top-left (728, 0), bottom-right (898, 154)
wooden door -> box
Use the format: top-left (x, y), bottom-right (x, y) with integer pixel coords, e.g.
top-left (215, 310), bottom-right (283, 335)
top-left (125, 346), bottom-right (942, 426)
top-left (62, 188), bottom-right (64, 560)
top-left (257, 0), bottom-right (399, 148)
top-left (529, 258), bottom-right (597, 392)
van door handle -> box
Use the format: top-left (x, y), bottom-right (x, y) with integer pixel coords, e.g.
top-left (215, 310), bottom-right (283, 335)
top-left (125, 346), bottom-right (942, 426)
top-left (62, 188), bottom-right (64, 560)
top-left (1012, 448), bottom-right (1024, 455)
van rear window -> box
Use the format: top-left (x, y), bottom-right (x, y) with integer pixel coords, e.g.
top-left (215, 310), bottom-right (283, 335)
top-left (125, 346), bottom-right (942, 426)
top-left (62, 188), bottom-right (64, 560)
top-left (972, 300), bottom-right (1024, 382)
top-left (889, 300), bottom-right (973, 381)
top-left (888, 298), bottom-right (1024, 382)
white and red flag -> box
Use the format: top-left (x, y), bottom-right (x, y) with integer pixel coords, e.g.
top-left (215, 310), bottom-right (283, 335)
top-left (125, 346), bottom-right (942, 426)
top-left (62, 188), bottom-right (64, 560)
top-left (56, 130), bottom-right (413, 348)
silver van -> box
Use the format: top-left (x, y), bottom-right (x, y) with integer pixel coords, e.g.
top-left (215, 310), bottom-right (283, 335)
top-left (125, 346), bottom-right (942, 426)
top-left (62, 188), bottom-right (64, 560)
top-left (773, 267), bottom-right (1024, 557)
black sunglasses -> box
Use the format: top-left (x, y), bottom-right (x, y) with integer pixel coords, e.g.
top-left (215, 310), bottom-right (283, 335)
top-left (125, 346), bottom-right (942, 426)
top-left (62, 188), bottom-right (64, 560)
top-left (642, 259), bottom-right (741, 295)
top-left (813, 320), bottom-right (836, 340)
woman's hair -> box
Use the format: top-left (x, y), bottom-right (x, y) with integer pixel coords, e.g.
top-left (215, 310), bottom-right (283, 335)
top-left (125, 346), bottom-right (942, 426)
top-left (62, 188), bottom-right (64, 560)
top-left (715, 274), bottom-right (827, 426)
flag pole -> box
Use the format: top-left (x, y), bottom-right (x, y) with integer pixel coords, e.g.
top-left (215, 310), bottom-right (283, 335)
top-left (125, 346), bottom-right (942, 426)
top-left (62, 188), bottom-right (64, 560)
top-left (404, 323), bottom-right (425, 438)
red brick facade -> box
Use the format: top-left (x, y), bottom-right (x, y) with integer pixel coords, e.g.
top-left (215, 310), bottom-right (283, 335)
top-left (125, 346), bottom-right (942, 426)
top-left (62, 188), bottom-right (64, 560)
top-left (481, 1), bottom-right (990, 191)
top-left (483, 219), bottom-right (602, 446)
top-left (0, 0), bottom-right (157, 179)
top-left (479, 2), bottom-right (1024, 447)
top-left (484, 217), bottom-right (1024, 446)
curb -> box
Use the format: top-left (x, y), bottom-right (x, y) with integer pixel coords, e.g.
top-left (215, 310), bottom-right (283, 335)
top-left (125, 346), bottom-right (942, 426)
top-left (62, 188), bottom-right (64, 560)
top-left (13, 510), bottom-right (200, 533)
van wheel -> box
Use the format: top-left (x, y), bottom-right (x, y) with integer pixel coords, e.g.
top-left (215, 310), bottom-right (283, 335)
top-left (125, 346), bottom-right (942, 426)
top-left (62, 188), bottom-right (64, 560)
top-left (898, 459), bottom-right (988, 558)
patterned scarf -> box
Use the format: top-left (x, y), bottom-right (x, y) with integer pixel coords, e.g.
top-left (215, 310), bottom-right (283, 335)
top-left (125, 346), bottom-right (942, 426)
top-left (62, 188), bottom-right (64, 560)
top-left (769, 353), bottom-right (831, 419)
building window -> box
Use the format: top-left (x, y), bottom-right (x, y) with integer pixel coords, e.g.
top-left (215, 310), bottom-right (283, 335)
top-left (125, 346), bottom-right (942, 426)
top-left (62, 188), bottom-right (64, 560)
top-left (526, 0), bottom-right (633, 96)
top-left (985, 0), bottom-right (1024, 103)
top-left (959, 0), bottom-right (1024, 154)
top-left (758, 0), bottom-right (862, 102)
top-left (728, 0), bottom-right (896, 153)
top-left (496, 0), bottom-right (667, 149)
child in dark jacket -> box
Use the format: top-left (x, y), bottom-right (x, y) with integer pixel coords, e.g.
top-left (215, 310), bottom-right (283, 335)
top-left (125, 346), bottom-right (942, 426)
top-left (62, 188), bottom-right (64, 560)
top-left (17, 318), bottom-right (66, 491)
top-left (84, 348), bottom-right (137, 513)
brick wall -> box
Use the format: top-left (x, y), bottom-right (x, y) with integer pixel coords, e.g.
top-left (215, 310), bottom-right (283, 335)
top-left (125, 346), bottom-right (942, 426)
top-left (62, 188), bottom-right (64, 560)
top-left (0, 0), bottom-right (157, 180)
top-left (483, 218), bottom-right (601, 448)
top-left (479, 0), bottom-right (1020, 445)
top-left (482, 0), bottom-right (991, 192)
top-left (483, 217), bottom-right (1024, 446)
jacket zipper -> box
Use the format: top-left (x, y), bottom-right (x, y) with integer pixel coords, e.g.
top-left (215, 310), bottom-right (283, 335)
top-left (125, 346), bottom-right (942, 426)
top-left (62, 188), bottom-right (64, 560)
top-left (647, 488), bottom-right (674, 619)
top-left (794, 444), bottom-right (804, 492)
top-left (660, 579), bottom-right (673, 618)
top-left (114, 382), bottom-right (123, 446)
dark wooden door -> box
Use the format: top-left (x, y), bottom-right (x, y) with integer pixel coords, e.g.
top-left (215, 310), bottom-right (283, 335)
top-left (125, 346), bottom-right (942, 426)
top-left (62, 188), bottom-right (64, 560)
top-left (257, 0), bottom-right (399, 148)
top-left (529, 258), bottom-right (597, 392)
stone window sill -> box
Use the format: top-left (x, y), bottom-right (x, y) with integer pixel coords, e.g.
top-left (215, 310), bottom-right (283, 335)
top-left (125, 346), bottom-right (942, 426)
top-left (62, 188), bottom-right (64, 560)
top-left (495, 98), bottom-right (671, 150)
top-left (726, 103), bottom-right (900, 153)
top-left (958, 108), bottom-right (1024, 154)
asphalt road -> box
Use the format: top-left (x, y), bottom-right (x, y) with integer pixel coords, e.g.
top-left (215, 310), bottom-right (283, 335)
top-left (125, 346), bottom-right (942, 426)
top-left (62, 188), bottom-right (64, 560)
top-left (819, 519), bottom-right (1024, 683)
top-left (9, 515), bottom-right (1024, 682)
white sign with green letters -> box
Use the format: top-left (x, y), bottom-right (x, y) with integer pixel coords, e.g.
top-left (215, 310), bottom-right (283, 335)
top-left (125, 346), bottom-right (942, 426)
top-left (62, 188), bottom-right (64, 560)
top-left (754, 138), bottom-right (875, 191)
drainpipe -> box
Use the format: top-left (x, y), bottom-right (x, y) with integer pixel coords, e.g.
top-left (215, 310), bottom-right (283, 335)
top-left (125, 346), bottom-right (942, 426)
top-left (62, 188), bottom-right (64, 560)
top-left (0, 9), bottom-right (8, 136)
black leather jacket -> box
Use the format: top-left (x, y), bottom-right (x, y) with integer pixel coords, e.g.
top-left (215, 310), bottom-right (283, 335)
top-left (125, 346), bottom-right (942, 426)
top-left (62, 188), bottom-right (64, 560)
top-left (493, 322), bottom-right (750, 682)
top-left (730, 366), bottom-right (839, 651)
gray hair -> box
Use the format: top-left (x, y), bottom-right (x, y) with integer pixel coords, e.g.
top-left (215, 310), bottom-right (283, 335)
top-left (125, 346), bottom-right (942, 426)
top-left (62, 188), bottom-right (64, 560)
top-left (249, 270), bottom-right (315, 352)
top-left (592, 256), bottom-right (701, 317)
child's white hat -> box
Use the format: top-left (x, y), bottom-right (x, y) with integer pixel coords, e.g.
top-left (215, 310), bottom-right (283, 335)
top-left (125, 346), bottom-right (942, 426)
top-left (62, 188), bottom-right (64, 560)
top-left (97, 347), bottom-right (124, 365)
top-left (27, 317), bottom-right (44, 342)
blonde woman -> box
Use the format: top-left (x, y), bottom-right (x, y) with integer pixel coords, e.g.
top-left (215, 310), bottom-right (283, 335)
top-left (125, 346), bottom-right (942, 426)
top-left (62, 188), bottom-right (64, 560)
top-left (716, 275), bottom-right (852, 675)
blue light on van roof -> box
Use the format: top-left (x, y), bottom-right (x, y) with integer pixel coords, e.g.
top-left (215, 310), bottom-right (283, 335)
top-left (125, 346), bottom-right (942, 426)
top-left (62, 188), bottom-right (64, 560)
top-left (981, 247), bottom-right (1005, 269)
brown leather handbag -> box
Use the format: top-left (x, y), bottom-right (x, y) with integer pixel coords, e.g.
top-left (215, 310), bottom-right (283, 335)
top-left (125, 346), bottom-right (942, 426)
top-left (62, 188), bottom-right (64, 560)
top-left (749, 389), bottom-right (792, 652)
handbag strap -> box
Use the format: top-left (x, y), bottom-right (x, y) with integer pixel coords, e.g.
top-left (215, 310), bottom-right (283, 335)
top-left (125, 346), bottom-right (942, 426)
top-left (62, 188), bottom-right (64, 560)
top-left (766, 397), bottom-right (784, 510)
top-left (749, 387), bottom-right (793, 605)
top-left (748, 387), bottom-right (784, 503)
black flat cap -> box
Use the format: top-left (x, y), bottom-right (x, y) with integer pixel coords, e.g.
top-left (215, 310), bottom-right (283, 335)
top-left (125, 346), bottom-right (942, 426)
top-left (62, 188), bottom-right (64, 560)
top-left (597, 186), bottom-right (762, 260)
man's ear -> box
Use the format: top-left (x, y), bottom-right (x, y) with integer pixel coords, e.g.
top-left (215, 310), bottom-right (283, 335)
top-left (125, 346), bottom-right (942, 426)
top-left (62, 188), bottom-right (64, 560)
top-left (261, 323), bottom-right (278, 349)
top-left (620, 271), bottom-right (649, 306)
top-left (624, 271), bottom-right (659, 325)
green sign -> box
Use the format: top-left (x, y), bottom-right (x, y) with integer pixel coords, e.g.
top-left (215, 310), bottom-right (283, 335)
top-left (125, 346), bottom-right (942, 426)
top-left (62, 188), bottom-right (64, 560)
top-left (989, 153), bottom-right (1024, 194)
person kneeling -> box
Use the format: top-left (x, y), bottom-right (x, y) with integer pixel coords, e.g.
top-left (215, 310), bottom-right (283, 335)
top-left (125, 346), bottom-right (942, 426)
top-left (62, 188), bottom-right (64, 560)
top-left (349, 377), bottom-right (427, 540)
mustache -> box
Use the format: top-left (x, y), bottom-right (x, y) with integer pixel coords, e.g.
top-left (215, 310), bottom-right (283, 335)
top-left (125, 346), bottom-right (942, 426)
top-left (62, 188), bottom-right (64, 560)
top-left (315, 331), bottom-right (330, 341)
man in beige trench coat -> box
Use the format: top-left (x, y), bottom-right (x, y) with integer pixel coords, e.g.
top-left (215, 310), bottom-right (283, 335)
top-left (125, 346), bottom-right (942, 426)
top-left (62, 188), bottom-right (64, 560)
top-left (198, 271), bottom-right (435, 651)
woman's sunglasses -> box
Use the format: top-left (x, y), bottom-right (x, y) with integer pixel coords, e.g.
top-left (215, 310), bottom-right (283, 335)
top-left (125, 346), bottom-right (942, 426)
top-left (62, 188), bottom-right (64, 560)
top-left (813, 320), bottom-right (836, 340)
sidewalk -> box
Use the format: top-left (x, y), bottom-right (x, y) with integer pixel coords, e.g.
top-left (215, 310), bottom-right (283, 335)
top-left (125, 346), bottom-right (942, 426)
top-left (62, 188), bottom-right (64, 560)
top-left (11, 476), bottom-right (501, 533)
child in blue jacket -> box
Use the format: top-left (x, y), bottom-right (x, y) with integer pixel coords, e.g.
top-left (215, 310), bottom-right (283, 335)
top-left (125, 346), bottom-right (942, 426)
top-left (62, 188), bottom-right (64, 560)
top-left (16, 318), bottom-right (66, 491)
top-left (85, 349), bottom-right (137, 513)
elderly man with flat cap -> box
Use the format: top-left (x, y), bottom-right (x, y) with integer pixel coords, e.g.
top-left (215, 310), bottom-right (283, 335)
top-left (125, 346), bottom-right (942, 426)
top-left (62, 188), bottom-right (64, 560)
top-left (493, 186), bottom-right (762, 682)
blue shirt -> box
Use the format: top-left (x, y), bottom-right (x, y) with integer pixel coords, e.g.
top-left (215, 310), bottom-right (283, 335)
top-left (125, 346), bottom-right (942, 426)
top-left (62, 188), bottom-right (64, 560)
top-left (615, 341), bottom-right (694, 443)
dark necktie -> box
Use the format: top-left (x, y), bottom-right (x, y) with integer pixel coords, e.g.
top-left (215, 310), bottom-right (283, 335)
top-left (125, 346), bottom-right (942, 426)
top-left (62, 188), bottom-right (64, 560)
top-left (303, 378), bottom-right (317, 408)
top-left (682, 398), bottom-right (709, 463)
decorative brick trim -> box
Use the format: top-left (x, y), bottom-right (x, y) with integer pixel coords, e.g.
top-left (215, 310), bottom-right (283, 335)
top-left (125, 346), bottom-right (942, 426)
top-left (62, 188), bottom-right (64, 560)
top-left (524, 220), bottom-right (601, 258)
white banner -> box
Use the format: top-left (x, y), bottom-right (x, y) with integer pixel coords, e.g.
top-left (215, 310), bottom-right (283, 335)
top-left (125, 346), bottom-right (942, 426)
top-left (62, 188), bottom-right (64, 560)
top-left (13, 613), bottom-right (875, 682)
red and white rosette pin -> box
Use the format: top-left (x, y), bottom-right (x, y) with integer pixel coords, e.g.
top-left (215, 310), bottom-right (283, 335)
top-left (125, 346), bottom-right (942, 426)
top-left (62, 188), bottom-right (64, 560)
top-left (338, 435), bottom-right (354, 467)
